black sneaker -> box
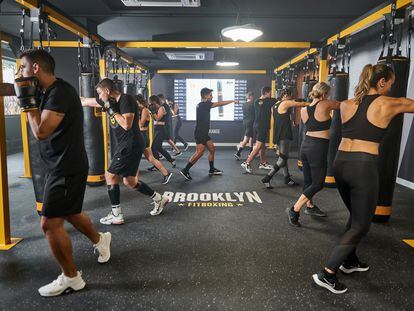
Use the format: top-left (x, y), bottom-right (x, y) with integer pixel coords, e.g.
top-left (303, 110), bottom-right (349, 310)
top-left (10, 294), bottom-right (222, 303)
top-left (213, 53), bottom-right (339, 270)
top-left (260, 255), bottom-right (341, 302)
top-left (180, 170), bottom-right (192, 180)
top-left (286, 207), bottom-right (301, 227)
top-left (209, 168), bottom-right (222, 175)
top-left (174, 151), bottom-right (182, 157)
top-left (161, 173), bottom-right (173, 185)
top-left (261, 175), bottom-right (273, 189)
top-left (304, 205), bottom-right (327, 217)
top-left (312, 271), bottom-right (348, 294)
top-left (339, 261), bottom-right (370, 275)
top-left (171, 161), bottom-right (176, 169)
top-left (234, 153), bottom-right (241, 160)
top-left (183, 144), bottom-right (189, 151)
top-left (284, 176), bottom-right (299, 186)
top-left (147, 166), bottom-right (157, 171)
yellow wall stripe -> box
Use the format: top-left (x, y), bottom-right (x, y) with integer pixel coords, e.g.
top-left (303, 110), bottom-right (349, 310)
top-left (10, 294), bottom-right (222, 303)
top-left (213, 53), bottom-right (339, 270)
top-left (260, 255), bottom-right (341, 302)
top-left (117, 41), bottom-right (311, 49)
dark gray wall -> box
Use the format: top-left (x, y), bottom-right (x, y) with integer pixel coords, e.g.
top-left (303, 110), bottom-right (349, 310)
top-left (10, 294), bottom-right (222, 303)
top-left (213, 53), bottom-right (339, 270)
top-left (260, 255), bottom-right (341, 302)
top-left (151, 73), bottom-right (271, 144)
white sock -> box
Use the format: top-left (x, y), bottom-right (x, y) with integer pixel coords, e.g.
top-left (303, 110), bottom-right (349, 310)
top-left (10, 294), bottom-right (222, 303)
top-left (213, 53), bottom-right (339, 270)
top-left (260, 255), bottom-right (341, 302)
top-left (112, 205), bottom-right (121, 216)
top-left (152, 192), bottom-right (162, 201)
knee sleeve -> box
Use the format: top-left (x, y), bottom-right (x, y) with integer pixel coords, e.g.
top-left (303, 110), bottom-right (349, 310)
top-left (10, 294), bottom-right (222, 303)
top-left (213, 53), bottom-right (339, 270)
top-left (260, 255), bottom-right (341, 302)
top-left (107, 184), bottom-right (120, 206)
top-left (135, 181), bottom-right (155, 197)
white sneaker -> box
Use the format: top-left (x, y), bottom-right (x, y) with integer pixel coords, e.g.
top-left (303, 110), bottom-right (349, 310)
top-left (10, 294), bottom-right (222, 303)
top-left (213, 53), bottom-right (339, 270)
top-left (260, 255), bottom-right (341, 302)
top-left (93, 232), bottom-right (112, 263)
top-left (38, 272), bottom-right (85, 297)
top-left (150, 195), bottom-right (169, 216)
top-left (259, 162), bottom-right (273, 170)
top-left (241, 162), bottom-right (252, 173)
top-left (100, 213), bottom-right (124, 225)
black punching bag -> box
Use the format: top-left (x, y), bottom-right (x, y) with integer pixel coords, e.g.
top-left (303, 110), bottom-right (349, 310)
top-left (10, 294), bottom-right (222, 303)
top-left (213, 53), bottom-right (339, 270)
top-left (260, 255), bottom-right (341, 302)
top-left (298, 79), bottom-right (317, 169)
top-left (124, 83), bottom-right (136, 96)
top-left (27, 123), bottom-right (45, 215)
top-left (325, 72), bottom-right (349, 187)
top-left (80, 73), bottom-right (105, 186)
top-left (113, 76), bottom-right (124, 93)
top-left (398, 118), bottom-right (414, 181)
top-left (375, 56), bottom-right (410, 222)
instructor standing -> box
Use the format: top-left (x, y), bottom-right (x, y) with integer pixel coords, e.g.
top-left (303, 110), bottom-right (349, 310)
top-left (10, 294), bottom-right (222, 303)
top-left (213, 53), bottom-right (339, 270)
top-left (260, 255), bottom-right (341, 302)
top-left (15, 49), bottom-right (111, 296)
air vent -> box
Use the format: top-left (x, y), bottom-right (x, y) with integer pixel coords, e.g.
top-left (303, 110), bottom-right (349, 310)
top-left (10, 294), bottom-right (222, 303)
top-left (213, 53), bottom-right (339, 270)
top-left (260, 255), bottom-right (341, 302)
top-left (165, 52), bottom-right (206, 61)
top-left (121, 0), bottom-right (200, 7)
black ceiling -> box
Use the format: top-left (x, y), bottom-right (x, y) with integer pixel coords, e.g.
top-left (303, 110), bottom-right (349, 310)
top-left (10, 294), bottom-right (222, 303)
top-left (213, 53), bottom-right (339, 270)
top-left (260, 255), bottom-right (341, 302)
top-left (0, 0), bottom-right (389, 71)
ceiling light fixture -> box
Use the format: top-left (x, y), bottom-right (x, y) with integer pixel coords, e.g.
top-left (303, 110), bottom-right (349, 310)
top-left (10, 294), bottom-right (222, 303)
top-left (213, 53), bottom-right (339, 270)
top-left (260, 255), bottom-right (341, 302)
top-left (221, 24), bottom-right (263, 42)
top-left (216, 61), bottom-right (239, 67)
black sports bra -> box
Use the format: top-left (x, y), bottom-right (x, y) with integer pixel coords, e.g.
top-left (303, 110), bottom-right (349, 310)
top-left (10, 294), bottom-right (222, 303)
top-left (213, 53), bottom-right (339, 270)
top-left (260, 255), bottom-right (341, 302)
top-left (342, 94), bottom-right (386, 143)
top-left (305, 101), bottom-right (332, 131)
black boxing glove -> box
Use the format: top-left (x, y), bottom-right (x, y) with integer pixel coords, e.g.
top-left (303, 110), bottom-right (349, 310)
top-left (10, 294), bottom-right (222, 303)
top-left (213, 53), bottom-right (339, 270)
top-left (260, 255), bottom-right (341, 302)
top-left (294, 98), bottom-right (306, 102)
top-left (100, 98), bottom-right (120, 118)
top-left (14, 77), bottom-right (41, 112)
top-left (149, 103), bottom-right (158, 115)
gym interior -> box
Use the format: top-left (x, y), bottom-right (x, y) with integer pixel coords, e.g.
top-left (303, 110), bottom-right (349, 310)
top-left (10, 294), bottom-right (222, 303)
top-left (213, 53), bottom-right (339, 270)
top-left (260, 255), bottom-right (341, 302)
top-left (0, 0), bottom-right (413, 309)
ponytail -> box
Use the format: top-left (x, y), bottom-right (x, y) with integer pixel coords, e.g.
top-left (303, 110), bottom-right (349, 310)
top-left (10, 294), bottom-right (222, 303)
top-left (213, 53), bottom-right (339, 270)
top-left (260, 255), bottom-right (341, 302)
top-left (309, 82), bottom-right (330, 100)
top-left (354, 64), bottom-right (373, 105)
top-left (354, 63), bottom-right (394, 104)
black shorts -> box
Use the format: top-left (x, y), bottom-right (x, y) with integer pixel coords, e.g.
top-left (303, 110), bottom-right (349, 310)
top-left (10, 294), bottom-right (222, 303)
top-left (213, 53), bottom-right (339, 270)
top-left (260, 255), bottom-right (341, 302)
top-left (42, 172), bottom-right (87, 218)
top-left (194, 132), bottom-right (211, 145)
top-left (255, 128), bottom-right (269, 143)
top-left (108, 140), bottom-right (144, 177)
top-left (243, 122), bottom-right (254, 138)
top-left (142, 130), bottom-right (150, 148)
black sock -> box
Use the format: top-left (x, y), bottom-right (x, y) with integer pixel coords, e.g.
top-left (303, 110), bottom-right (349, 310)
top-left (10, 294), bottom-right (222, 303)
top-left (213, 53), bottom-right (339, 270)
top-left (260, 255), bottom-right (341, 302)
top-left (209, 161), bottom-right (214, 170)
top-left (183, 162), bottom-right (193, 172)
top-left (249, 146), bottom-right (253, 153)
top-left (107, 184), bottom-right (120, 206)
top-left (134, 181), bottom-right (155, 197)
top-left (237, 146), bottom-right (243, 155)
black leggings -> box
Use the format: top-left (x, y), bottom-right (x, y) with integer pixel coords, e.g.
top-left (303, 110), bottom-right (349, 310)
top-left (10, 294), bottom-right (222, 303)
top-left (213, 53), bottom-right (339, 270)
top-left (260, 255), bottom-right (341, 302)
top-left (151, 125), bottom-right (173, 162)
top-left (326, 151), bottom-right (378, 272)
top-left (300, 136), bottom-right (329, 199)
top-left (174, 116), bottom-right (187, 145)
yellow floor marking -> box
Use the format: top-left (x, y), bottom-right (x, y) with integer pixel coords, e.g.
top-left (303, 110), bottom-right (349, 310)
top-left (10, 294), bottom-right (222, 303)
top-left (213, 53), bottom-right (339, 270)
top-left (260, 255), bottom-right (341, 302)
top-left (403, 240), bottom-right (414, 248)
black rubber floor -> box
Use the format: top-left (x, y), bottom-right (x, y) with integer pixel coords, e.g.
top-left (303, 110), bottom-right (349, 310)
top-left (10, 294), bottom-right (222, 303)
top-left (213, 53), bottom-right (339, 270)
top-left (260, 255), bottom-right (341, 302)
top-left (1, 148), bottom-right (414, 310)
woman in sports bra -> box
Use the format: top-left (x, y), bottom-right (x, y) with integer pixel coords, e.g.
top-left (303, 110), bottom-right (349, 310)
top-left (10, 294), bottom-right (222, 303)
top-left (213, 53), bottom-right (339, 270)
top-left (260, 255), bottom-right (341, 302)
top-left (135, 95), bottom-right (172, 185)
top-left (287, 82), bottom-right (340, 226)
top-left (312, 63), bottom-right (414, 294)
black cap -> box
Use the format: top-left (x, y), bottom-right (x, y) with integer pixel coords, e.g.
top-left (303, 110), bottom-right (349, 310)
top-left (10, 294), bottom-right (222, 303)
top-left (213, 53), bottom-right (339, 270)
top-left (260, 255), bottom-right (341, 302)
top-left (200, 87), bottom-right (213, 97)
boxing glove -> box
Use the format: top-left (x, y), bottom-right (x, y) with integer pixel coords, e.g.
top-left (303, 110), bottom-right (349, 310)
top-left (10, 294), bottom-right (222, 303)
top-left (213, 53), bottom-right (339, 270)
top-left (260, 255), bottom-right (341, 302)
top-left (96, 97), bottom-right (119, 118)
top-left (14, 77), bottom-right (41, 112)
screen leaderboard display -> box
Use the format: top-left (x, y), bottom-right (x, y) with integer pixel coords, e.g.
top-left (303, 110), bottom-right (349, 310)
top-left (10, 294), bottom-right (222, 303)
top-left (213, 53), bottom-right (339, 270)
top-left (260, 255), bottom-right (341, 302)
top-left (174, 79), bottom-right (247, 121)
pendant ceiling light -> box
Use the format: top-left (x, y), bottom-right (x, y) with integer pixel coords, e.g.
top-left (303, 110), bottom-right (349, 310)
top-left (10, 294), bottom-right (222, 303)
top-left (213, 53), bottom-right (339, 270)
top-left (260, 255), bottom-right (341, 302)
top-left (221, 24), bottom-right (263, 42)
top-left (216, 61), bottom-right (239, 67)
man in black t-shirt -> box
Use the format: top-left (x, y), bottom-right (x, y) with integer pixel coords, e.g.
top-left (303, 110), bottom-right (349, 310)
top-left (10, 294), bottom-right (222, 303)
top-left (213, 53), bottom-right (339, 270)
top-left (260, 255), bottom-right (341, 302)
top-left (241, 86), bottom-right (275, 173)
top-left (16, 49), bottom-right (110, 297)
top-left (180, 87), bottom-right (236, 180)
top-left (234, 91), bottom-right (255, 160)
top-left (81, 79), bottom-right (169, 224)
top-left (158, 94), bottom-right (182, 156)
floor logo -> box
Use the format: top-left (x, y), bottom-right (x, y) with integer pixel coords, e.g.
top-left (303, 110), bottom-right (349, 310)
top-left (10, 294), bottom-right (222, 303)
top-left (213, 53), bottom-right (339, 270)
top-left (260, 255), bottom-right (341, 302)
top-left (163, 191), bottom-right (262, 208)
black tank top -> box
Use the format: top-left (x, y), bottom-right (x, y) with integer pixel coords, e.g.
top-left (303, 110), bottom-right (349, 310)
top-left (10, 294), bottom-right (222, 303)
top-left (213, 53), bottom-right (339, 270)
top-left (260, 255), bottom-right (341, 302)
top-left (305, 101), bottom-right (332, 131)
top-left (139, 109), bottom-right (150, 129)
top-left (157, 104), bottom-right (168, 123)
top-left (273, 101), bottom-right (292, 144)
top-left (342, 94), bottom-right (386, 143)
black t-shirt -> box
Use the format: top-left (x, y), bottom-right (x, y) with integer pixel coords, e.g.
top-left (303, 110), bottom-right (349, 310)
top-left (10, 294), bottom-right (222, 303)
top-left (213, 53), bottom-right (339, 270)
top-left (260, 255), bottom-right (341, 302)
top-left (195, 100), bottom-right (213, 135)
top-left (39, 78), bottom-right (88, 176)
top-left (254, 97), bottom-right (277, 130)
top-left (243, 101), bottom-right (255, 125)
top-left (110, 94), bottom-right (140, 145)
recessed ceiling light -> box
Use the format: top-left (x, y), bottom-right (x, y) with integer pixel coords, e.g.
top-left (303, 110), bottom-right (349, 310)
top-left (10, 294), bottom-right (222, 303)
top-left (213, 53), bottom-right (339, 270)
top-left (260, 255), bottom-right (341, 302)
top-left (221, 24), bottom-right (263, 42)
top-left (216, 61), bottom-right (239, 67)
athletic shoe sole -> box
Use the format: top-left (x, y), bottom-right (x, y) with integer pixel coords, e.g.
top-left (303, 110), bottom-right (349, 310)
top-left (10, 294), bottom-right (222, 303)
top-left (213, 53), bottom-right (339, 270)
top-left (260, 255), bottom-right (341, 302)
top-left (208, 171), bottom-right (222, 175)
top-left (162, 173), bottom-right (173, 185)
top-left (234, 154), bottom-right (241, 160)
top-left (286, 208), bottom-right (301, 227)
top-left (312, 274), bottom-right (348, 294)
top-left (304, 209), bottom-right (327, 217)
top-left (98, 233), bottom-right (112, 264)
top-left (241, 163), bottom-right (252, 173)
top-left (100, 219), bottom-right (124, 225)
top-left (180, 171), bottom-right (192, 180)
top-left (339, 265), bottom-right (370, 275)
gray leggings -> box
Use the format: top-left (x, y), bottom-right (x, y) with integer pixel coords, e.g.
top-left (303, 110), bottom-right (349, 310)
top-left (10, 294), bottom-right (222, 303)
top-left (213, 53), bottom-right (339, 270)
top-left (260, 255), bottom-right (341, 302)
top-left (267, 139), bottom-right (291, 179)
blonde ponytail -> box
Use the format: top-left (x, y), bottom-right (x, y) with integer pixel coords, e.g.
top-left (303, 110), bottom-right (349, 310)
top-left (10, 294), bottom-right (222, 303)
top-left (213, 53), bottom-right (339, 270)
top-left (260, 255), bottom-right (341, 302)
top-left (309, 82), bottom-right (330, 99)
top-left (354, 64), bottom-right (373, 105)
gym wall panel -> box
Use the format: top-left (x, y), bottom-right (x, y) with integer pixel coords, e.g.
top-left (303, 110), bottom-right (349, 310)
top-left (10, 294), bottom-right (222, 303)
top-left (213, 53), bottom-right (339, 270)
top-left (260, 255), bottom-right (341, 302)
top-left (346, 28), bottom-right (414, 189)
top-left (49, 48), bottom-right (80, 93)
top-left (151, 73), bottom-right (271, 144)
